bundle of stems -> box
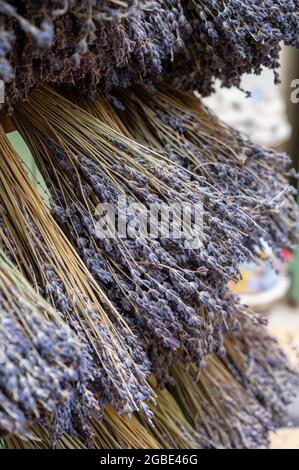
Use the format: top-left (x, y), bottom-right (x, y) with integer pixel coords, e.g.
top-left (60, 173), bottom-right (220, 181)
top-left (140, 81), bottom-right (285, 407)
top-left (169, 357), bottom-right (271, 449)
top-left (0, 251), bottom-right (91, 439)
top-left (166, 313), bottom-right (298, 448)
top-left (113, 83), bottom-right (298, 255)
top-left (2, 305), bottom-right (296, 449)
top-left (70, 84), bottom-right (297, 271)
top-left (1, 1), bottom-right (299, 106)
top-left (1, 342), bottom-right (275, 449)
top-left (0, 127), bottom-right (154, 432)
top-left (9, 84), bottom-right (298, 449)
top-left (2, 363), bottom-right (218, 449)
top-left (223, 316), bottom-right (299, 424)
top-left (58, 87), bottom-right (299, 445)
top-left (13, 85), bottom-right (257, 382)
top-left (3, 405), bottom-right (160, 450)
top-left (138, 379), bottom-right (208, 450)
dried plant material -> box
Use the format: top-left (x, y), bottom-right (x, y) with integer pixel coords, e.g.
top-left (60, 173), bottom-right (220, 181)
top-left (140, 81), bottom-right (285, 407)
top-left (3, 405), bottom-right (161, 449)
top-left (114, 83), bottom-right (298, 254)
top-left (0, 129), bottom-right (154, 434)
top-left (223, 317), bottom-right (299, 425)
top-left (0, 252), bottom-right (92, 439)
top-left (14, 86), bottom-right (249, 382)
top-left (0, 1), bottom-right (299, 107)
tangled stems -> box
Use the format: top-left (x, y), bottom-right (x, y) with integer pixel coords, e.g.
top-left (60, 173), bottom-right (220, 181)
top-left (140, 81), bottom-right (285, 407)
top-left (14, 86), bottom-right (259, 381)
top-left (0, 251), bottom-right (93, 439)
top-left (113, 83), bottom-right (298, 255)
top-left (3, 405), bottom-right (161, 449)
top-left (0, 129), bottom-right (154, 424)
top-left (223, 316), bottom-right (299, 425)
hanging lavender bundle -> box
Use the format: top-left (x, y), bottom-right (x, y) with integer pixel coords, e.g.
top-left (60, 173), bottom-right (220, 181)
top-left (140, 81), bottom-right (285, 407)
top-left (0, 129), bottom-right (154, 423)
top-left (13, 85), bottom-right (259, 382)
top-left (3, 406), bottom-right (161, 449)
top-left (223, 315), bottom-right (299, 425)
top-left (139, 310), bottom-right (297, 450)
top-left (116, 85), bottom-right (298, 423)
top-left (169, 359), bottom-right (272, 449)
top-left (4, 316), bottom-right (291, 450)
top-left (168, 313), bottom-right (298, 449)
top-left (169, 0), bottom-right (299, 94)
top-left (0, 251), bottom-right (93, 439)
top-left (111, 83), bottom-right (298, 254)
top-left (1, 1), bottom-right (299, 107)
top-left (0, 0), bottom-right (190, 105)
top-left (0, 0), bottom-right (297, 453)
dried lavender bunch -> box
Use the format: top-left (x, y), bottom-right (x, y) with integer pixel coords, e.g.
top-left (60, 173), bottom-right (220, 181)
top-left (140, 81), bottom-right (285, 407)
top-left (1, 1), bottom-right (299, 106)
top-left (4, 317), bottom-right (295, 449)
top-left (112, 84), bottom-right (298, 256)
top-left (168, 358), bottom-right (272, 449)
top-left (0, 129), bottom-right (154, 422)
top-left (0, 0), bottom-right (190, 107)
top-left (0, 251), bottom-right (92, 439)
top-left (3, 406), bottom-right (161, 449)
top-left (61, 87), bottom-right (299, 438)
top-left (166, 310), bottom-right (298, 448)
top-left (138, 377), bottom-right (209, 449)
top-left (170, 0), bottom-right (299, 94)
top-left (13, 86), bottom-right (258, 382)
top-left (138, 328), bottom-right (283, 450)
top-left (223, 314), bottom-right (299, 426)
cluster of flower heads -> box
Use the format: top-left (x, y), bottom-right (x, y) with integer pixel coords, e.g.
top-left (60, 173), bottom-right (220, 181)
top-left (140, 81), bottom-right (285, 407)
top-left (2, 309), bottom-right (296, 449)
top-left (114, 83), bottom-right (298, 255)
top-left (1, 1), bottom-right (299, 107)
top-left (0, 252), bottom-right (93, 439)
top-left (0, 0), bottom-right (298, 451)
top-left (13, 85), bottom-right (298, 386)
top-left (223, 315), bottom-right (299, 426)
top-left (170, 0), bottom-right (299, 94)
top-left (14, 85), bottom-right (260, 383)
top-left (1, 84), bottom-right (297, 448)
top-left (164, 314), bottom-right (298, 449)
top-left (0, 131), bottom-right (154, 433)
